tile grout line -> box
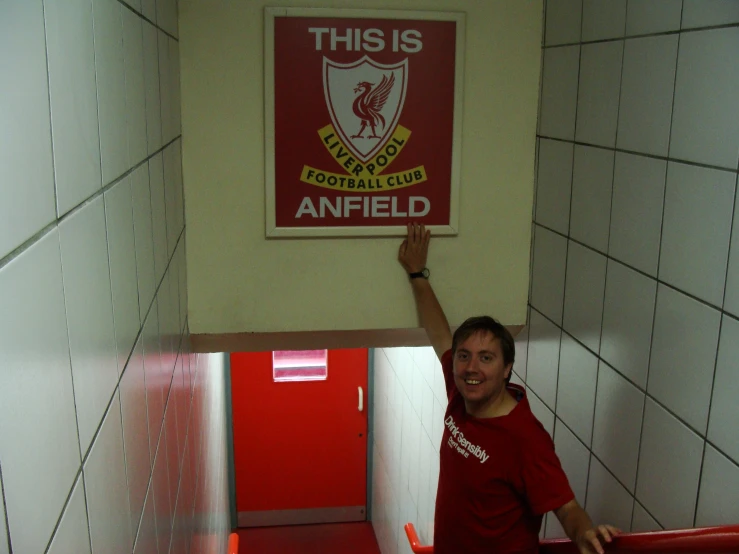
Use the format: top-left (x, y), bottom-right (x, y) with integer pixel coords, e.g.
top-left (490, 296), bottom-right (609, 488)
top-left (533, 221), bottom-right (738, 319)
top-left (0, 136), bottom-right (181, 273)
top-left (41, 223), bottom-right (187, 553)
top-left (0, 460), bottom-right (12, 554)
top-left (632, 1), bottom-right (683, 518)
top-left (543, 20), bottom-right (739, 49)
top-left (552, 411), bottom-right (666, 531)
top-left (40, 0), bottom-right (60, 222)
top-left (693, 171), bottom-right (739, 527)
top-left (527, 302), bottom-right (736, 467)
top-left (537, 134), bottom-right (739, 175)
top-left (116, 0), bottom-right (178, 42)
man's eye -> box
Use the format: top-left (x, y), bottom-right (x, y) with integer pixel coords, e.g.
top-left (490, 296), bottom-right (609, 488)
top-left (481, 356), bottom-right (492, 363)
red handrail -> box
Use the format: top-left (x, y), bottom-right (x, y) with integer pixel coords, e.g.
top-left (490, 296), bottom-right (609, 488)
top-left (404, 522), bottom-right (739, 553)
top-left (228, 532), bottom-right (239, 554)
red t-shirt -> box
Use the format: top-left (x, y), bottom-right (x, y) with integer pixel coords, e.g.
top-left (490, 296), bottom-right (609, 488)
top-left (433, 350), bottom-right (574, 554)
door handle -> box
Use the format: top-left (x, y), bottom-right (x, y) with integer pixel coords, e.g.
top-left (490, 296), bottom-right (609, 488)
top-left (358, 386), bottom-right (364, 412)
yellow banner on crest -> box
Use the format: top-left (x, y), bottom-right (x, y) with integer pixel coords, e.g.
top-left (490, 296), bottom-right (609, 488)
top-left (300, 165), bottom-right (427, 192)
top-left (317, 125), bottom-right (413, 179)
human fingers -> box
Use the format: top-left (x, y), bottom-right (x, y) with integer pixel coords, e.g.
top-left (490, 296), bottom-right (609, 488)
top-left (597, 525), bottom-right (613, 543)
top-left (407, 223), bottom-right (413, 242)
top-left (423, 227), bottom-right (431, 249)
top-left (413, 222), bottom-right (420, 244)
top-left (588, 535), bottom-right (604, 554)
top-left (399, 240), bottom-right (408, 259)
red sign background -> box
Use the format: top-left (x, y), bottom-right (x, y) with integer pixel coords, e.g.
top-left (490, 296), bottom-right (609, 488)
top-left (272, 16), bottom-right (457, 228)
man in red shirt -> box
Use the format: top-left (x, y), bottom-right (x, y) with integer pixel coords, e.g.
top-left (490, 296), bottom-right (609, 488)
top-left (398, 223), bottom-right (620, 554)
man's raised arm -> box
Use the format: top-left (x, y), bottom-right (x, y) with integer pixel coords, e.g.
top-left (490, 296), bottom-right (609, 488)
top-left (398, 223), bottom-right (453, 361)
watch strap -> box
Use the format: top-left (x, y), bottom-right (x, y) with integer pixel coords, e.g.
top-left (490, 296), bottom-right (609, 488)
top-left (409, 268), bottom-right (430, 280)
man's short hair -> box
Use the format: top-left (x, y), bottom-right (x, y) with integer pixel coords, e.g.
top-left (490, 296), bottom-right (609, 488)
top-left (451, 316), bottom-right (516, 382)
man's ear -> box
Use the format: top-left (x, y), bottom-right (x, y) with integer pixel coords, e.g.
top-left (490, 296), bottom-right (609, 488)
top-left (504, 363), bottom-right (513, 380)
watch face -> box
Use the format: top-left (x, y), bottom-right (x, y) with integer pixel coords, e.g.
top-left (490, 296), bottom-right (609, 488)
top-left (422, 268), bottom-right (430, 278)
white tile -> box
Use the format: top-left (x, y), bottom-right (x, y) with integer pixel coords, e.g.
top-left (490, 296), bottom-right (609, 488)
top-left (553, 419), bottom-right (590, 504)
top-left (576, 42), bottom-right (624, 147)
top-left (121, 337), bottom-right (151, 539)
top-left (164, 142), bottom-right (185, 256)
top-left (526, 310), bottom-right (561, 411)
top-left (582, 0), bottom-right (626, 41)
top-left (556, 335), bottom-right (598, 445)
top-left (609, 152), bottom-right (666, 276)
top-left (94, 0), bottom-right (129, 184)
top-left (59, 196), bottom-right (119, 452)
top-left (617, 35), bottom-right (678, 157)
top-left (164, 401), bottom-right (180, 514)
top-left (159, 31), bottom-right (174, 145)
top-left (670, 28), bottom-right (739, 169)
top-left (177, 239), bottom-right (188, 331)
top-left (0, 0), bottom-right (56, 259)
top-left (432, 399), bottom-right (445, 452)
top-left (531, 226), bottom-right (568, 324)
top-left (696, 444), bottom-right (739, 526)
top-left (631, 501), bottom-right (662, 532)
top-left (142, 0), bottom-right (156, 22)
top-left (539, 46), bottom-right (580, 140)
top-left (123, 7), bottom-right (148, 166)
top-left (707, 315), bottom-right (739, 464)
top-left (85, 393), bottom-right (134, 553)
top-left (131, 163), bottom-right (157, 320)
top-left (626, 0), bottom-right (682, 35)
top-left (727, 187), bottom-right (739, 317)
top-left (660, 163), bottom-right (736, 305)
top-left (527, 389), bottom-right (555, 436)
top-left (636, 399), bottom-right (704, 529)
top-left (420, 380), bottom-right (434, 439)
top-left (170, 40), bottom-right (182, 137)
top-left (0, 231), bottom-right (80, 554)
top-left (144, 300), bottom-right (165, 465)
top-left (153, 437), bottom-right (172, 554)
top-left (514, 323), bottom-right (529, 381)
top-left (545, 0), bottom-right (582, 45)
top-left (45, 0), bottom-right (102, 216)
top-left (570, 146), bottom-right (614, 253)
top-left (150, 153), bottom-right (169, 282)
top-left (47, 475), bottom-right (91, 554)
top-left (535, 139), bottom-right (573, 234)
top-left (601, 260), bottom-right (657, 388)
top-left (592, 362), bottom-right (645, 492)
top-left (106, 176), bottom-right (142, 372)
top-left (585, 455), bottom-right (634, 531)
top-left (648, 285), bottom-right (721, 431)
top-left (682, 0), bottom-right (739, 28)
top-left (157, 0), bottom-right (178, 37)
top-left (143, 21), bottom-right (163, 155)
top-left (563, 242), bottom-right (607, 352)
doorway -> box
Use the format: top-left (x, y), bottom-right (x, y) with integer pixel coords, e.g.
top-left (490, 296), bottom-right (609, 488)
top-left (230, 348), bottom-right (369, 527)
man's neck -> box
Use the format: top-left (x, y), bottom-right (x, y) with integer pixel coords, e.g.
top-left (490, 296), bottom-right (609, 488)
top-left (465, 386), bottom-right (517, 419)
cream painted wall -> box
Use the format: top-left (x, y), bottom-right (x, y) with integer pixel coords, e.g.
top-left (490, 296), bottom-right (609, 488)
top-left (180, 0), bottom-right (542, 340)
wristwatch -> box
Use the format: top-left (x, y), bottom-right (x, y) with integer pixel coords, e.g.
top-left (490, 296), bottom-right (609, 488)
top-left (409, 268), bottom-right (430, 280)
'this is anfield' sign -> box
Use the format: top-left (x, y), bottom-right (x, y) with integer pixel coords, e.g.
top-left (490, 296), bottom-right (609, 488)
top-left (265, 8), bottom-right (465, 237)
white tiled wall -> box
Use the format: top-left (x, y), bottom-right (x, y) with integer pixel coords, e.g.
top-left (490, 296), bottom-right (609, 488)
top-left (0, 1), bottom-right (230, 553)
top-left (371, 347), bottom-right (446, 554)
top-left (529, 0), bottom-right (739, 537)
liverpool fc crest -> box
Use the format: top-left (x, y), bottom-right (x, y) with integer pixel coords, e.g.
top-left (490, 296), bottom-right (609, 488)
top-left (323, 56), bottom-right (408, 164)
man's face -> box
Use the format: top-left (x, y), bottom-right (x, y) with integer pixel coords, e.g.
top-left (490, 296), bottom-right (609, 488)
top-left (452, 331), bottom-right (512, 407)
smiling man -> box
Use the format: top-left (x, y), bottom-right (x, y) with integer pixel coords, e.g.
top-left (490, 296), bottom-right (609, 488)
top-left (398, 223), bottom-right (620, 554)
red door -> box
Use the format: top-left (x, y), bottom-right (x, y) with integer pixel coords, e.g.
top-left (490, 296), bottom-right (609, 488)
top-left (230, 348), bottom-right (368, 527)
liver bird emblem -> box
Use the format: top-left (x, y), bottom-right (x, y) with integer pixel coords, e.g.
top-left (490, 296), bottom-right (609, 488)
top-left (351, 73), bottom-right (396, 139)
